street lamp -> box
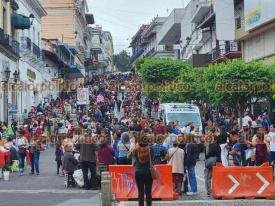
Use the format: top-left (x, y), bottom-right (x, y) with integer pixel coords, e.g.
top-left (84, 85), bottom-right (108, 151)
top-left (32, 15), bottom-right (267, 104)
top-left (29, 14), bottom-right (35, 25)
top-left (3, 67), bottom-right (11, 82)
top-left (13, 70), bottom-right (19, 83)
top-left (13, 70), bottom-right (20, 115)
top-left (3, 67), bottom-right (11, 125)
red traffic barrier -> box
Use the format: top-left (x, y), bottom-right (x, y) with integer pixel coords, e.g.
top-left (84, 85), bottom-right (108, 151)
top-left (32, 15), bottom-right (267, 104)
top-left (109, 165), bottom-right (175, 201)
top-left (212, 163), bottom-right (275, 199)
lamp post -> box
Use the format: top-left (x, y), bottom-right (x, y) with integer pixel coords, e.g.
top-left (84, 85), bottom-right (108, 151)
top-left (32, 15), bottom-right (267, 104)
top-left (3, 67), bottom-right (11, 124)
top-left (13, 70), bottom-right (20, 114)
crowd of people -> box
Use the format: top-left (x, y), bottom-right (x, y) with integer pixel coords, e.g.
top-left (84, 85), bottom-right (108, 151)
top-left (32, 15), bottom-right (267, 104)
top-left (0, 71), bottom-right (274, 206)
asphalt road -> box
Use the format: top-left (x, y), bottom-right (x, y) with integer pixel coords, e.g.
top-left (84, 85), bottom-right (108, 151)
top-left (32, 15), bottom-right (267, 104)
top-left (0, 148), bottom-right (100, 206)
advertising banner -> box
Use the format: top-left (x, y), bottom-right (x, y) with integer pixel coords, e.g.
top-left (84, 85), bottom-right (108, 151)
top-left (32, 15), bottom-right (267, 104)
top-left (77, 88), bottom-right (89, 105)
top-left (245, 0), bottom-right (275, 32)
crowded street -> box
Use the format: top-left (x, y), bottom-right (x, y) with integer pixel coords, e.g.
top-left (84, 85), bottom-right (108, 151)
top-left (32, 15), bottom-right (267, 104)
top-left (1, 0), bottom-right (275, 206)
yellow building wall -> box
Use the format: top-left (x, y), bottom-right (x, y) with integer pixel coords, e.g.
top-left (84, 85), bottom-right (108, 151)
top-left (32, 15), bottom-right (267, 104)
top-left (42, 0), bottom-right (76, 45)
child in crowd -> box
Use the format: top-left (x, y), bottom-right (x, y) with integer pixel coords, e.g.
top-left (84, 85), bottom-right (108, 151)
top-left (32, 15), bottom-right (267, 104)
top-left (63, 144), bottom-right (78, 187)
top-left (55, 143), bottom-right (63, 175)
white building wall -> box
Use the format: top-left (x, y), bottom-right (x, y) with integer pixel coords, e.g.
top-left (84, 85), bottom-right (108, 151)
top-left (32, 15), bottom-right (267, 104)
top-left (16, 0), bottom-right (55, 113)
top-left (243, 28), bottom-right (275, 62)
top-left (0, 53), bottom-right (17, 122)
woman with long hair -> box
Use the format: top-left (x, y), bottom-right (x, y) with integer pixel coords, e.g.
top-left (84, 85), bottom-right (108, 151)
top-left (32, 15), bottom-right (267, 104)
top-left (132, 135), bottom-right (153, 206)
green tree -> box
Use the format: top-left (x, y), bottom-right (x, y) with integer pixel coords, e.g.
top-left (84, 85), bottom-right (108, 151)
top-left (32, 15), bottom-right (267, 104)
top-left (113, 50), bottom-right (131, 72)
top-left (138, 58), bottom-right (191, 83)
top-left (203, 59), bottom-right (275, 120)
top-left (137, 58), bottom-right (192, 102)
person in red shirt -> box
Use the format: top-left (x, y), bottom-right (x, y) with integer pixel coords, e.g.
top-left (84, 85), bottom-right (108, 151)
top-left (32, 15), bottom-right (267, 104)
top-left (23, 125), bottom-right (30, 142)
top-left (98, 135), bottom-right (115, 170)
top-left (154, 120), bottom-right (167, 135)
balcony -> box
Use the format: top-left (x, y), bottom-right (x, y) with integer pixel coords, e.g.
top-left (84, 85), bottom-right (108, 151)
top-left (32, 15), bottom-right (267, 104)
top-left (32, 43), bottom-right (41, 58)
top-left (196, 8), bottom-right (215, 29)
top-left (192, 0), bottom-right (211, 24)
top-left (130, 48), bottom-right (144, 63)
top-left (145, 48), bottom-right (177, 59)
top-left (157, 8), bottom-right (185, 45)
top-left (224, 41), bottom-right (242, 58)
top-left (0, 28), bottom-right (20, 57)
top-left (21, 36), bottom-right (32, 50)
top-left (64, 64), bottom-right (85, 79)
top-left (211, 41), bottom-right (242, 63)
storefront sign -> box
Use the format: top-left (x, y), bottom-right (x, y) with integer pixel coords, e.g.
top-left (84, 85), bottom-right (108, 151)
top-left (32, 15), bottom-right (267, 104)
top-left (27, 69), bottom-right (36, 80)
top-left (245, 0), bottom-right (275, 32)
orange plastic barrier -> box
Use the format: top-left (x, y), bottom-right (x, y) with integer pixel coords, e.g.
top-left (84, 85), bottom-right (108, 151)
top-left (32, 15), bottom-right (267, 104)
top-left (0, 151), bottom-right (4, 168)
top-left (212, 163), bottom-right (275, 199)
top-left (109, 165), bottom-right (175, 201)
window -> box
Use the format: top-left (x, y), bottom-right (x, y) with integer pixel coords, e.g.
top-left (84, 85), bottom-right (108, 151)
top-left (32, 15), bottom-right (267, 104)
top-left (3, 7), bottom-right (7, 34)
top-left (33, 27), bottom-right (35, 43)
top-left (165, 45), bottom-right (173, 51)
top-left (38, 32), bottom-right (40, 47)
top-left (235, 17), bottom-right (242, 29)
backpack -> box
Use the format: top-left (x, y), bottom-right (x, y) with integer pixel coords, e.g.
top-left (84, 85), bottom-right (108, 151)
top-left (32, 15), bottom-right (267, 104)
top-left (137, 146), bottom-right (150, 164)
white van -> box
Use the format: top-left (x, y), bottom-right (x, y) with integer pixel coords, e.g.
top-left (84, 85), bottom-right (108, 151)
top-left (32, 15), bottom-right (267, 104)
top-left (159, 103), bottom-right (202, 133)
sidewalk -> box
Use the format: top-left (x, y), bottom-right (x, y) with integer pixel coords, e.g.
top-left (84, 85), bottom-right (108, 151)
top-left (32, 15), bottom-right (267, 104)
top-left (117, 200), bottom-right (275, 206)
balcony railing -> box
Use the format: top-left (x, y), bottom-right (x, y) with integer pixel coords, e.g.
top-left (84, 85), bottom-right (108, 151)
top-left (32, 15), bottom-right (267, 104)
top-left (212, 41), bottom-right (241, 62)
top-left (225, 41), bottom-right (241, 54)
top-left (0, 28), bottom-right (20, 56)
top-left (21, 36), bottom-right (32, 50)
top-left (212, 47), bottom-right (225, 62)
top-left (32, 42), bottom-right (41, 58)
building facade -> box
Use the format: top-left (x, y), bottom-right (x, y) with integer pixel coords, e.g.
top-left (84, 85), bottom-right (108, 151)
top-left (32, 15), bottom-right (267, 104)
top-left (41, 0), bottom-right (94, 80)
top-left (235, 0), bottom-right (275, 64)
top-left (143, 17), bottom-right (178, 59)
top-left (0, 0), bottom-right (20, 122)
top-left (181, 0), bottom-right (241, 67)
top-left (17, 0), bottom-right (49, 113)
top-left (84, 25), bottom-right (114, 76)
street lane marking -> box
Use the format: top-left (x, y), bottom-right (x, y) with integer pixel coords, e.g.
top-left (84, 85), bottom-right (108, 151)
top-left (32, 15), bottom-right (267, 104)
top-left (0, 189), bottom-right (99, 194)
top-left (256, 172), bottom-right (270, 195)
top-left (228, 174), bottom-right (240, 194)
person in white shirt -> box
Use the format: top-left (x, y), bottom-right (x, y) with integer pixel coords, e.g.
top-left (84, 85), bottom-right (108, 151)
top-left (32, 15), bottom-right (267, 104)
top-left (166, 140), bottom-right (185, 195)
top-left (242, 113), bottom-right (252, 127)
top-left (267, 125), bottom-right (275, 166)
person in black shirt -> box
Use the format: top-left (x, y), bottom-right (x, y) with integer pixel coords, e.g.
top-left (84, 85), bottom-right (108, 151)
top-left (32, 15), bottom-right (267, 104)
top-left (204, 134), bottom-right (221, 196)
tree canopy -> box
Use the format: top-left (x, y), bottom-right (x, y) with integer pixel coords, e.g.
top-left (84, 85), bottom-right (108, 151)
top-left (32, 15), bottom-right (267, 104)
top-left (113, 50), bottom-right (131, 72)
top-left (137, 58), bottom-right (275, 118)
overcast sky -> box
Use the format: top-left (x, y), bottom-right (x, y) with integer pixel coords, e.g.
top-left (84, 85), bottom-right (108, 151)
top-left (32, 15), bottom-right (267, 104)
top-left (88, 0), bottom-right (191, 54)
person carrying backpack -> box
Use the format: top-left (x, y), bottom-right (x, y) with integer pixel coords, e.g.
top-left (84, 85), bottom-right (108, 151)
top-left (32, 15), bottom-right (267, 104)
top-left (132, 135), bottom-right (154, 206)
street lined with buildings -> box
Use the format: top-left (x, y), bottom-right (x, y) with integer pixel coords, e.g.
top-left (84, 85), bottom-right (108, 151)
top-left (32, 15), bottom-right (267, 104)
top-left (0, 1), bottom-right (275, 206)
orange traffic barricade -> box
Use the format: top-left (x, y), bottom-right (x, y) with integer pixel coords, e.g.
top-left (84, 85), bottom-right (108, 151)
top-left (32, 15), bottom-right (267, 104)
top-left (109, 164), bottom-right (175, 201)
top-left (0, 151), bottom-right (5, 168)
top-left (212, 163), bottom-right (275, 199)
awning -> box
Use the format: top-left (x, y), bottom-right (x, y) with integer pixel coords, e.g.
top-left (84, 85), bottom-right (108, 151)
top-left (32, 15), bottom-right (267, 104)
top-left (11, 13), bottom-right (31, 30)
top-left (86, 13), bottom-right (95, 24)
top-left (65, 64), bottom-right (85, 79)
top-left (58, 43), bottom-right (72, 57)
